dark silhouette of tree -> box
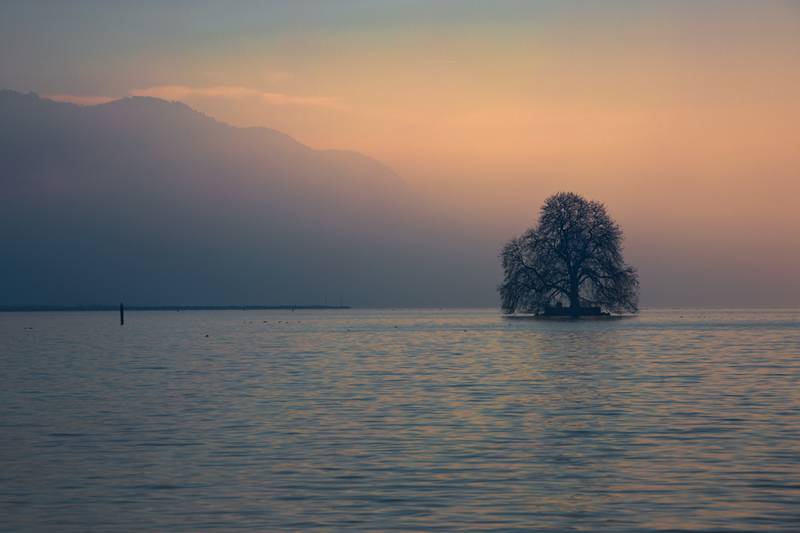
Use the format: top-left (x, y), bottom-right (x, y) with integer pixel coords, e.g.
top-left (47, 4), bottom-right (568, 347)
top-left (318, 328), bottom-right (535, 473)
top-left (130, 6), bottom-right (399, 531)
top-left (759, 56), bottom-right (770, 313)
top-left (499, 192), bottom-right (639, 315)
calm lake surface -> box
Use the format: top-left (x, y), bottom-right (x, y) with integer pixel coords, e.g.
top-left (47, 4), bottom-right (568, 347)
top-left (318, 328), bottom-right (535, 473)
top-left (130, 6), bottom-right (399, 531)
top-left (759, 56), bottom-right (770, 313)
top-left (1, 309), bottom-right (799, 532)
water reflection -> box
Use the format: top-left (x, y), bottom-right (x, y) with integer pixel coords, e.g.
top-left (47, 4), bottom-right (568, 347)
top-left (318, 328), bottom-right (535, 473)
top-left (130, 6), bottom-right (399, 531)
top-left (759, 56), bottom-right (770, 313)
top-left (0, 309), bottom-right (798, 531)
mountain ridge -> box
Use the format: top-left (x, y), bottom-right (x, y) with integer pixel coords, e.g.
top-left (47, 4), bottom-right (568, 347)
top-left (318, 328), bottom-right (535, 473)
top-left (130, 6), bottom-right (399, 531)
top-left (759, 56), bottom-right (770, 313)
top-left (0, 88), bottom-right (490, 307)
top-left (1, 89), bottom-right (396, 176)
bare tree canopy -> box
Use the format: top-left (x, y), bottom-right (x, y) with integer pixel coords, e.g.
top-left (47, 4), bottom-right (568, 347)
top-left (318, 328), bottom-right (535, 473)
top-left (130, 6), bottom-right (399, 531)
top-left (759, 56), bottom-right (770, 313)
top-left (499, 192), bottom-right (639, 315)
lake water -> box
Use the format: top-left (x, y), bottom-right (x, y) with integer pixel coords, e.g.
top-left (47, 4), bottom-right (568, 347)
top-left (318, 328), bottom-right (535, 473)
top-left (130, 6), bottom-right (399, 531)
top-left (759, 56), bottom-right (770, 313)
top-left (1, 309), bottom-right (799, 532)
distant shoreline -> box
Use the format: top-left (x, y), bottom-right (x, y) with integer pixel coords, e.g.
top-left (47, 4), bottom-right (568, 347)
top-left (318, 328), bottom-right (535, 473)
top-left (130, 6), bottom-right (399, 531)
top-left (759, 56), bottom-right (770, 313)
top-left (0, 305), bottom-right (350, 312)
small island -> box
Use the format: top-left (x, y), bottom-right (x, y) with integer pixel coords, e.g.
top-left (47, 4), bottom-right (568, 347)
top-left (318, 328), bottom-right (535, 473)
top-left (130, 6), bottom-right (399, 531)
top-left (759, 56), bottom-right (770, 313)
top-left (498, 192), bottom-right (639, 318)
top-left (542, 303), bottom-right (607, 317)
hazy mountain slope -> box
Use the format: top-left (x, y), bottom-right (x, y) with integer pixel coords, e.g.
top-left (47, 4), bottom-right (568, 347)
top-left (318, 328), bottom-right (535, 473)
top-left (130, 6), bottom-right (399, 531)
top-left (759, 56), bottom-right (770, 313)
top-left (0, 90), bottom-right (495, 306)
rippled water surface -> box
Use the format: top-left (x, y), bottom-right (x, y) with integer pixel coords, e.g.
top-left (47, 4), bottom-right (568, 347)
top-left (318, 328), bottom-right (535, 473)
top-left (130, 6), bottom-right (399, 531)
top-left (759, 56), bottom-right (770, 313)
top-left (1, 309), bottom-right (799, 532)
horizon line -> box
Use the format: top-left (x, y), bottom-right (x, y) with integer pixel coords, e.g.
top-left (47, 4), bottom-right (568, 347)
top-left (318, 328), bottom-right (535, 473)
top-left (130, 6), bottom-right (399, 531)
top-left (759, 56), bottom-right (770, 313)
top-left (0, 305), bottom-right (351, 312)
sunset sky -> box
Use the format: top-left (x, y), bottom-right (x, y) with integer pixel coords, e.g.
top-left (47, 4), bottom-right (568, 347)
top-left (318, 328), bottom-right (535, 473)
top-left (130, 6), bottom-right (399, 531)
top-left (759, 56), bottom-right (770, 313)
top-left (2, 1), bottom-right (798, 306)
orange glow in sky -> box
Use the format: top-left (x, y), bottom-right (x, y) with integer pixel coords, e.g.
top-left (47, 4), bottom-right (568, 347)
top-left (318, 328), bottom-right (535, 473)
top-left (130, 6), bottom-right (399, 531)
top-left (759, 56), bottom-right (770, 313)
top-left (7, 1), bottom-right (799, 305)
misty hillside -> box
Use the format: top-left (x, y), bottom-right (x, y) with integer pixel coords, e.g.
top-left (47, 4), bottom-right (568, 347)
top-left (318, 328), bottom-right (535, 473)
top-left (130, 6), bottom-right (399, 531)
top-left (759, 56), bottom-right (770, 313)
top-left (0, 90), bottom-right (492, 306)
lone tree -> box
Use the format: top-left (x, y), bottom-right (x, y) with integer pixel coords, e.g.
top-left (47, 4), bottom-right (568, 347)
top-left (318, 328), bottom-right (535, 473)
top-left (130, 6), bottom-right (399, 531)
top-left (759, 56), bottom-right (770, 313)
top-left (499, 192), bottom-right (639, 315)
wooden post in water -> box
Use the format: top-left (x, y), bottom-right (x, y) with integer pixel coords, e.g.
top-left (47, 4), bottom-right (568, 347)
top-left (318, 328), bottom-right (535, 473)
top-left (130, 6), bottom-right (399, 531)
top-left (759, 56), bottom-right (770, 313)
top-left (120, 302), bottom-right (125, 326)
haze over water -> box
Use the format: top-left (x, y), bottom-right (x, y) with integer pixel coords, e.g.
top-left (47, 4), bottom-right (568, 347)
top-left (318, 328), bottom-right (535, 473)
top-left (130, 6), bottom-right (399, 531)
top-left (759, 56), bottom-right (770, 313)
top-left (2, 309), bottom-right (798, 531)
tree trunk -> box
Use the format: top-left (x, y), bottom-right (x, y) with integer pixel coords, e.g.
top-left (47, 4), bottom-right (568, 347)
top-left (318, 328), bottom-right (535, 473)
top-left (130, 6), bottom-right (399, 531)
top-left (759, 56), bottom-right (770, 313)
top-left (568, 276), bottom-right (581, 315)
